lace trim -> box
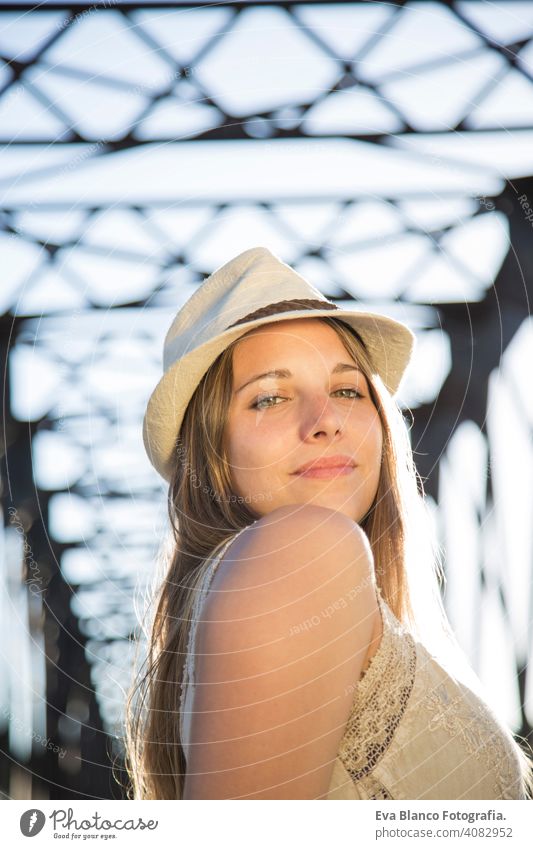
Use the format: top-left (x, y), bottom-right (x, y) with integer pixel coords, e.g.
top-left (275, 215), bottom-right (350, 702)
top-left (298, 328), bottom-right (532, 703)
top-left (337, 585), bottom-right (417, 783)
top-left (421, 682), bottom-right (524, 799)
top-left (366, 774), bottom-right (394, 800)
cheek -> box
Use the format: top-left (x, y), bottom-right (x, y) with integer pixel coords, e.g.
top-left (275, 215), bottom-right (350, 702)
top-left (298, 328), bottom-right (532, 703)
top-left (229, 409), bottom-right (284, 451)
top-left (373, 419), bottom-right (384, 464)
top-left (358, 410), bottom-right (383, 469)
top-left (226, 412), bottom-right (279, 471)
top-left (224, 416), bottom-right (240, 469)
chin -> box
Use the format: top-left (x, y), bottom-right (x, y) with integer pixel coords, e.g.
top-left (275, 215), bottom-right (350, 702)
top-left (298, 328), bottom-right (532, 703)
top-left (303, 495), bottom-right (362, 522)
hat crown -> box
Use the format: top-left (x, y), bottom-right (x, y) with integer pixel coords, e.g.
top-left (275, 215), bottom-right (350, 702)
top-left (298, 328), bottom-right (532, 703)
top-left (163, 247), bottom-right (328, 371)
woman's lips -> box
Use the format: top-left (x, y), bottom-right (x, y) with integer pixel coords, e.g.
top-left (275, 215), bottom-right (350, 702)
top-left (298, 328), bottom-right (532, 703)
top-left (291, 453), bottom-right (357, 480)
top-left (294, 465), bottom-right (356, 480)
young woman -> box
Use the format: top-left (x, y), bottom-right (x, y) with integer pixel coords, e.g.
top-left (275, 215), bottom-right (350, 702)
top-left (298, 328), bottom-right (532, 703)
top-left (125, 246), bottom-right (533, 800)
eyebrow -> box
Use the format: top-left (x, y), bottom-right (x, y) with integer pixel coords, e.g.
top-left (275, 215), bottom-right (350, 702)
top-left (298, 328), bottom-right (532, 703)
top-left (234, 363), bottom-right (363, 395)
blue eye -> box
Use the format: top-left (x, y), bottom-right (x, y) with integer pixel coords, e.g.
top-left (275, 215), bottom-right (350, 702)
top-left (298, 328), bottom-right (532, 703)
top-left (251, 394), bottom-right (285, 410)
top-left (336, 388), bottom-right (363, 399)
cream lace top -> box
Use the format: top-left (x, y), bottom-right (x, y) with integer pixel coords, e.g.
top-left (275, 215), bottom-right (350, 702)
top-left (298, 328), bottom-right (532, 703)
top-left (179, 528), bottom-right (527, 800)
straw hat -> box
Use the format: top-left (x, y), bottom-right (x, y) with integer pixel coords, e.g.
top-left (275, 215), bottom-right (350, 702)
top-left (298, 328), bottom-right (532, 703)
top-left (143, 246), bottom-right (415, 481)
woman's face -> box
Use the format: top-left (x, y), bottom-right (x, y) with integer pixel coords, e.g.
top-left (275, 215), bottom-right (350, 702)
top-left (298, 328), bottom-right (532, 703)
top-left (225, 318), bottom-right (383, 524)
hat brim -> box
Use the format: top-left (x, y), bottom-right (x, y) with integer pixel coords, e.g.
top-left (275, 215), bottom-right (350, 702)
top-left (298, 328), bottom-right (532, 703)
top-left (143, 308), bottom-right (415, 482)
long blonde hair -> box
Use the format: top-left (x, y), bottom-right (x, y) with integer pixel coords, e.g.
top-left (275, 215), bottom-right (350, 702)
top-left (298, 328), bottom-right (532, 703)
top-left (123, 314), bottom-right (533, 799)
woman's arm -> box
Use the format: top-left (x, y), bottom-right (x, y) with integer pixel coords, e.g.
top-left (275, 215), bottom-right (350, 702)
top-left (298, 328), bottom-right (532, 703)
top-left (182, 504), bottom-right (379, 800)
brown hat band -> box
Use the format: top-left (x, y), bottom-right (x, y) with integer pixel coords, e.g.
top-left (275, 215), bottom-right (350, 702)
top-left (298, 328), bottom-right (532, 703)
top-left (226, 298), bottom-right (339, 329)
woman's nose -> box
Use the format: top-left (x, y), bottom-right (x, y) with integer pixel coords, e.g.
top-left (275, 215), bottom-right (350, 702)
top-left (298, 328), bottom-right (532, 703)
top-left (299, 393), bottom-right (344, 439)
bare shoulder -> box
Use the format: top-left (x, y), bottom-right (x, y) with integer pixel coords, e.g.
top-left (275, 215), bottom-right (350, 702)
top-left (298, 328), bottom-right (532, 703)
top-left (184, 505), bottom-right (379, 799)
top-left (208, 503), bottom-right (373, 606)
